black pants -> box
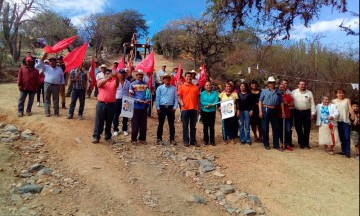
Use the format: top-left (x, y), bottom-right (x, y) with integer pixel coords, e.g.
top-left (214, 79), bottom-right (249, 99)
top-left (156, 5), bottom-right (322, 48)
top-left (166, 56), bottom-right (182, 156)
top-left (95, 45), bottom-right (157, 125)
top-left (201, 111), bottom-right (216, 144)
top-left (113, 99), bottom-right (128, 132)
top-left (37, 82), bottom-right (45, 103)
top-left (294, 109), bottom-right (311, 147)
top-left (131, 108), bottom-right (147, 142)
top-left (157, 105), bottom-right (175, 141)
top-left (93, 102), bottom-right (116, 140)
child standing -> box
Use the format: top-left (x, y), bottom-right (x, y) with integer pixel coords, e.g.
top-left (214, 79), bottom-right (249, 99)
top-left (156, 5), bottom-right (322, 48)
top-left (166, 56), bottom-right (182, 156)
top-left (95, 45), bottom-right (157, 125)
top-left (350, 101), bottom-right (359, 159)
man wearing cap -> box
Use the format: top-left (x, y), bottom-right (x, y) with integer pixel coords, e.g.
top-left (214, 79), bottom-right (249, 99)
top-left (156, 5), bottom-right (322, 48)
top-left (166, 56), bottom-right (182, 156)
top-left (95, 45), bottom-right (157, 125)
top-left (39, 53), bottom-right (65, 117)
top-left (156, 65), bottom-right (166, 84)
top-left (156, 73), bottom-right (178, 145)
top-left (17, 57), bottom-right (41, 117)
top-left (178, 71), bottom-right (200, 147)
top-left (129, 69), bottom-right (151, 145)
top-left (67, 64), bottom-right (88, 120)
top-left (56, 56), bottom-right (67, 109)
top-left (92, 69), bottom-right (119, 144)
top-left (292, 80), bottom-right (316, 149)
top-left (87, 61), bottom-right (101, 98)
top-left (113, 69), bottom-right (131, 136)
top-left (258, 76), bottom-right (286, 151)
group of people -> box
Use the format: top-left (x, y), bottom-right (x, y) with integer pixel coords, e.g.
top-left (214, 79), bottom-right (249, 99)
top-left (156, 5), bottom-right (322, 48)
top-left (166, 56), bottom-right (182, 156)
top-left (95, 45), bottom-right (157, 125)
top-left (17, 53), bottom-right (360, 159)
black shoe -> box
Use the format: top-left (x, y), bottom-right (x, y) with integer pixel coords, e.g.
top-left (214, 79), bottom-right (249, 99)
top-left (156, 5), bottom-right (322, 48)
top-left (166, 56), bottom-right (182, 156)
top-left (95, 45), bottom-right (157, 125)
top-left (66, 115), bottom-right (73, 119)
top-left (265, 146), bottom-right (270, 150)
top-left (210, 142), bottom-right (215, 146)
top-left (184, 143), bottom-right (190, 147)
top-left (170, 140), bottom-right (177, 145)
top-left (305, 145), bottom-right (312, 149)
top-left (92, 139), bottom-right (99, 144)
top-left (246, 142), bottom-right (252, 146)
top-left (276, 147), bottom-right (284, 152)
top-left (345, 154), bottom-right (351, 158)
top-left (336, 152), bottom-right (345, 155)
top-left (300, 146), bottom-right (305, 149)
top-left (156, 139), bottom-right (163, 145)
top-left (241, 142), bottom-right (246, 145)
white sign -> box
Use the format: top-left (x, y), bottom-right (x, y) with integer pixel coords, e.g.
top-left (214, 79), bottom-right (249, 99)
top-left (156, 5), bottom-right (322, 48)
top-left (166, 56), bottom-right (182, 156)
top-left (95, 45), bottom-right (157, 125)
top-left (220, 99), bottom-right (235, 120)
top-left (120, 96), bottom-right (134, 118)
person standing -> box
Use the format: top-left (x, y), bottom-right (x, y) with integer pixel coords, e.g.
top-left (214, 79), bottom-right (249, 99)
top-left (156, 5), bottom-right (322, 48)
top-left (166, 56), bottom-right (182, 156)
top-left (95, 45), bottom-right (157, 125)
top-left (278, 83), bottom-right (295, 150)
top-left (219, 82), bottom-right (239, 144)
top-left (156, 65), bottom-right (166, 84)
top-left (259, 77), bottom-right (285, 150)
top-left (249, 80), bottom-right (262, 142)
top-left (113, 69), bottom-right (131, 136)
top-left (155, 73), bottom-right (178, 145)
top-left (282, 79), bottom-right (294, 147)
top-left (92, 69), bottom-right (119, 143)
top-left (178, 71), bottom-right (200, 147)
top-left (129, 70), bottom-right (151, 145)
top-left (17, 57), bottom-right (41, 117)
top-left (21, 51), bottom-right (36, 66)
top-left (36, 59), bottom-right (47, 107)
top-left (238, 82), bottom-right (253, 145)
top-left (40, 53), bottom-right (65, 117)
top-left (315, 95), bottom-right (340, 154)
top-left (56, 56), bottom-right (67, 109)
top-left (332, 88), bottom-right (357, 158)
top-left (350, 101), bottom-right (359, 159)
top-left (87, 61), bottom-right (101, 98)
top-left (67, 64), bottom-right (88, 120)
top-left (143, 71), bottom-right (156, 117)
top-left (200, 81), bottom-right (219, 146)
top-left (292, 80), bottom-right (316, 149)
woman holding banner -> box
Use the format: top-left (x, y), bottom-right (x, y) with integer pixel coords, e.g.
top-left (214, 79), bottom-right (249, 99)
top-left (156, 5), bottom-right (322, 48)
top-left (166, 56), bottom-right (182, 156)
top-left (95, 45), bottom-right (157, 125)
top-left (200, 82), bottom-right (219, 146)
top-left (219, 82), bottom-right (239, 144)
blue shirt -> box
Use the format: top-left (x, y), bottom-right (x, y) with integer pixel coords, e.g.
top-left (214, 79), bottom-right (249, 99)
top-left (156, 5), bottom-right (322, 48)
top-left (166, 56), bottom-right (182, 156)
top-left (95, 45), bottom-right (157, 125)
top-left (200, 90), bottom-right (219, 112)
top-left (259, 88), bottom-right (283, 106)
top-left (155, 84), bottom-right (178, 110)
top-left (129, 79), bottom-right (150, 109)
top-left (116, 79), bottom-right (131, 99)
top-left (38, 61), bottom-right (64, 85)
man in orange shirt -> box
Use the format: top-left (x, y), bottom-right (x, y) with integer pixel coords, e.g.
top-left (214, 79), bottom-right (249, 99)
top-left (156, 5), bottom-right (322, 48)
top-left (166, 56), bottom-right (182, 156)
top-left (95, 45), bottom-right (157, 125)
top-left (178, 71), bottom-right (200, 147)
top-left (92, 69), bottom-right (119, 144)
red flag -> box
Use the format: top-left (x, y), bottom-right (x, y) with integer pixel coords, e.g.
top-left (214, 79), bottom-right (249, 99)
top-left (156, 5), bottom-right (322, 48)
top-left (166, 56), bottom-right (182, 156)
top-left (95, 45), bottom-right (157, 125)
top-left (171, 62), bottom-right (182, 86)
top-left (89, 56), bottom-right (96, 90)
top-left (117, 55), bottom-right (125, 70)
top-left (63, 42), bottom-right (88, 73)
top-left (198, 64), bottom-right (207, 88)
top-left (135, 51), bottom-right (154, 73)
top-left (44, 35), bottom-right (77, 54)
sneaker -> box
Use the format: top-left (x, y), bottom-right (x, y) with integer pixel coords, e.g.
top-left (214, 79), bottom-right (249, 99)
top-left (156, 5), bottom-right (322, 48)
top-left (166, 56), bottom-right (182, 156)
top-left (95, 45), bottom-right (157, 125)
top-left (45, 113), bottom-right (50, 117)
top-left (131, 141), bottom-right (137, 146)
top-left (123, 131), bottom-right (129, 136)
top-left (113, 131), bottom-right (119, 136)
top-left (26, 112), bottom-right (32, 116)
top-left (170, 140), bottom-right (177, 145)
top-left (184, 143), bottom-right (190, 147)
top-left (78, 115), bottom-right (83, 120)
top-left (276, 147), bottom-right (284, 152)
top-left (138, 140), bottom-right (147, 145)
top-left (66, 115), bottom-right (73, 119)
top-left (265, 146), bottom-right (271, 150)
top-left (210, 142), bottom-right (216, 146)
top-left (246, 142), bottom-right (252, 146)
top-left (305, 145), bottom-right (312, 149)
top-left (92, 139), bottom-right (99, 144)
top-left (17, 113), bottom-right (23, 117)
top-left (37, 102), bottom-right (40, 107)
top-left (55, 114), bottom-right (59, 117)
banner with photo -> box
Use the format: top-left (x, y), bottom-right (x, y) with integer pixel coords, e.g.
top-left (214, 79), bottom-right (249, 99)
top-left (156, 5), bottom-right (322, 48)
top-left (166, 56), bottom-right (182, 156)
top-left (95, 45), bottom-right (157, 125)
top-left (120, 96), bottom-right (135, 118)
top-left (220, 99), bottom-right (235, 120)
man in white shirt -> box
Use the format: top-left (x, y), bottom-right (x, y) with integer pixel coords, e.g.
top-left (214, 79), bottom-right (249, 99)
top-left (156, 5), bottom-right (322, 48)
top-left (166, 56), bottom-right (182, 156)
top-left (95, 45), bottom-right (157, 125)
top-left (292, 80), bottom-right (316, 149)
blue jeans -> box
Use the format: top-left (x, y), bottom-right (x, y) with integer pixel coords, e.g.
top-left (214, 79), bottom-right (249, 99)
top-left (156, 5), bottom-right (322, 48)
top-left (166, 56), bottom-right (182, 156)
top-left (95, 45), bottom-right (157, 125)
top-left (261, 107), bottom-right (280, 148)
top-left (279, 118), bottom-right (292, 145)
top-left (68, 88), bottom-right (85, 117)
top-left (18, 90), bottom-right (36, 114)
top-left (337, 121), bottom-right (351, 156)
top-left (239, 110), bottom-right (251, 142)
top-left (181, 109), bottom-right (197, 145)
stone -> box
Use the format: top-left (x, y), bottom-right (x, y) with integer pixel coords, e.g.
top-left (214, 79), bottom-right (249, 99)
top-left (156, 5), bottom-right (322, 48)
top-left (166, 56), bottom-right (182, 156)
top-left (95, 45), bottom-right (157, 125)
top-left (185, 171), bottom-right (196, 178)
top-left (9, 134), bottom-right (20, 141)
top-left (21, 129), bottom-right (34, 139)
top-left (235, 192), bottom-right (248, 200)
top-left (248, 194), bottom-right (262, 207)
top-left (19, 184), bottom-right (43, 194)
top-left (257, 207), bottom-right (266, 215)
top-left (31, 143), bottom-right (44, 149)
top-left (198, 159), bottom-right (216, 173)
top-left (213, 171), bottom-right (225, 177)
top-left (28, 163), bottom-right (44, 172)
top-left (37, 168), bottom-right (52, 176)
top-left (186, 195), bottom-right (207, 204)
top-left (243, 209), bottom-right (256, 215)
top-left (187, 160), bottom-right (199, 170)
top-left (226, 206), bottom-right (236, 214)
top-left (219, 184), bottom-right (235, 194)
top-left (225, 193), bottom-right (240, 206)
top-left (74, 137), bottom-right (82, 143)
top-left (4, 124), bottom-right (17, 132)
top-left (215, 191), bottom-right (225, 200)
top-left (20, 172), bottom-right (33, 178)
top-left (207, 154), bottom-right (215, 161)
top-left (11, 194), bottom-right (23, 205)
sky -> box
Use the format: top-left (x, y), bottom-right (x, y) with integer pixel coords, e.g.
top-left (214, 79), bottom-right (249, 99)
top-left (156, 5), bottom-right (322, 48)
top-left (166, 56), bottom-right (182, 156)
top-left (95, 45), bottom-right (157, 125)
top-left (51, 0), bottom-right (359, 50)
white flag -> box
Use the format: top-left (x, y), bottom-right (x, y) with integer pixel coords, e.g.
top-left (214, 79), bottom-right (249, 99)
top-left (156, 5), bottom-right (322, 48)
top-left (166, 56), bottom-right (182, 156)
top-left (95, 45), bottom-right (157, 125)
top-left (220, 99), bottom-right (235, 120)
top-left (351, 83), bottom-right (359, 90)
top-left (248, 67), bottom-right (251, 74)
top-left (120, 96), bottom-right (135, 118)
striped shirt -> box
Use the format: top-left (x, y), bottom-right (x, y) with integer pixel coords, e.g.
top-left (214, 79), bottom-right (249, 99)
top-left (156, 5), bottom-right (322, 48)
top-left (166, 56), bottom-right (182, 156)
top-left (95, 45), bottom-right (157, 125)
top-left (259, 88), bottom-right (283, 106)
top-left (69, 69), bottom-right (88, 89)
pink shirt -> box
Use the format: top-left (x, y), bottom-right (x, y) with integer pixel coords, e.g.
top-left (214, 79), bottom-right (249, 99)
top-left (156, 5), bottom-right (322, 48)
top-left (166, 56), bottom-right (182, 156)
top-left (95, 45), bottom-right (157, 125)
top-left (97, 78), bottom-right (117, 103)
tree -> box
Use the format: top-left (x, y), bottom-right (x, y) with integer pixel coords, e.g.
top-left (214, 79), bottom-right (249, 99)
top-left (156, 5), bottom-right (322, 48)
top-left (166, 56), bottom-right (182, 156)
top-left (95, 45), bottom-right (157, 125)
top-left (80, 9), bottom-right (148, 58)
top-left (207, 0), bottom-right (348, 41)
top-left (1, 0), bottom-right (47, 62)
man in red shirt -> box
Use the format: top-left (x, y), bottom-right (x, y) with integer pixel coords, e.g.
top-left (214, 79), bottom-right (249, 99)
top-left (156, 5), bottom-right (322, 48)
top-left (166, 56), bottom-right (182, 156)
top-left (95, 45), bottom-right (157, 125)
top-left (17, 57), bottom-right (41, 117)
top-left (178, 71), bottom-right (200, 147)
top-left (278, 83), bottom-right (294, 150)
top-left (92, 69), bottom-right (119, 144)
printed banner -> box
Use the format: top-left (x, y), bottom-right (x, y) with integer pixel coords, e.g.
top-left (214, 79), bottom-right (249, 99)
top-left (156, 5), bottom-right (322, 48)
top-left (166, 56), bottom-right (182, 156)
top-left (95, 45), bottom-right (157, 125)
top-left (220, 99), bottom-right (235, 120)
top-left (351, 83), bottom-right (359, 90)
top-left (120, 96), bottom-right (135, 118)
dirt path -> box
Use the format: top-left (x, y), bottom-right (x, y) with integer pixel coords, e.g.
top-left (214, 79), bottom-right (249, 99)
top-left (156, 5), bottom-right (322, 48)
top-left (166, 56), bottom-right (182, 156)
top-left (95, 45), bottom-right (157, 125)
top-left (0, 54), bottom-right (358, 216)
